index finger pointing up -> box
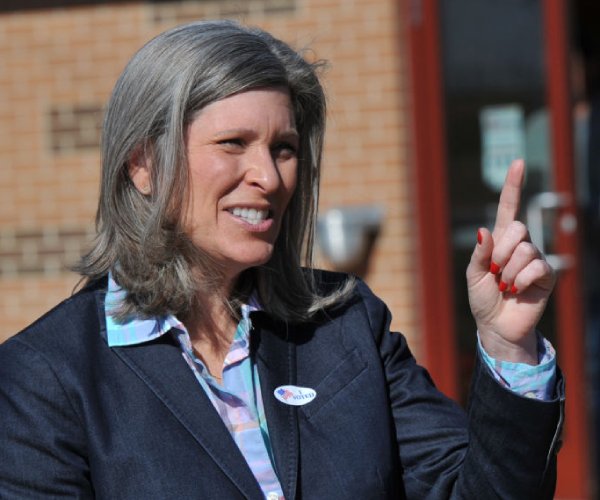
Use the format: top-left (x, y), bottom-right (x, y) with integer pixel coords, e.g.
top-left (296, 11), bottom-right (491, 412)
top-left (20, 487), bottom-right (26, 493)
top-left (492, 159), bottom-right (525, 239)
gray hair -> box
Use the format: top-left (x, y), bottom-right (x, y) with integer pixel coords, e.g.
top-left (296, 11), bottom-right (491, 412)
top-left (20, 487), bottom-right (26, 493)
top-left (77, 20), bottom-right (353, 322)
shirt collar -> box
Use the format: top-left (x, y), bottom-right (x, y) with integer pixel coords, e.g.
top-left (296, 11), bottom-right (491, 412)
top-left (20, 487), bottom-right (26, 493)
top-left (105, 272), bottom-right (262, 348)
top-left (225, 301), bottom-right (260, 366)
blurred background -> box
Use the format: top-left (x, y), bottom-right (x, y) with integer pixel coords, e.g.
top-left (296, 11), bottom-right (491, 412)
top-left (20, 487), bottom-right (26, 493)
top-left (0, 0), bottom-right (598, 497)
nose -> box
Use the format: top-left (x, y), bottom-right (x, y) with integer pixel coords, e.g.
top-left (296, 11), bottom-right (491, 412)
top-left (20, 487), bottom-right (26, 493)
top-left (245, 147), bottom-right (282, 193)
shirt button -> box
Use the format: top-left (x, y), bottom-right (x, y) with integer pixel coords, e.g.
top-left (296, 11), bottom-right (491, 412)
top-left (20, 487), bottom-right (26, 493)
top-left (267, 492), bottom-right (280, 500)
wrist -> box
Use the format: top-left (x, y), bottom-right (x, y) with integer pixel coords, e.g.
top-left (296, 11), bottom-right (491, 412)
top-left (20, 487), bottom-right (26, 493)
top-left (478, 329), bottom-right (538, 365)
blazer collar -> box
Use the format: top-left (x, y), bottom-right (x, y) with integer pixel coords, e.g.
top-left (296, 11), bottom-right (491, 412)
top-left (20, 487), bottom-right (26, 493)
top-left (252, 312), bottom-right (299, 500)
top-left (93, 284), bottom-right (265, 499)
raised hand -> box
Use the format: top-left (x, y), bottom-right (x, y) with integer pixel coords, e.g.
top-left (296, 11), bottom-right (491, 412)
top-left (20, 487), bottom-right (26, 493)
top-left (466, 159), bottom-right (556, 364)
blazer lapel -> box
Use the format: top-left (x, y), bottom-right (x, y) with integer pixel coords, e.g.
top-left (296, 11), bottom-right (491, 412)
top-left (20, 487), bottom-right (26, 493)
top-left (252, 314), bottom-right (299, 500)
top-left (95, 289), bottom-right (264, 499)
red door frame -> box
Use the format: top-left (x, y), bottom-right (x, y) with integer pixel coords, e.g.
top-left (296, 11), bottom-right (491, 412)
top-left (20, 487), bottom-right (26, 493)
top-left (404, 0), bottom-right (591, 496)
top-left (543, 1), bottom-right (590, 497)
top-left (403, 0), bottom-right (458, 400)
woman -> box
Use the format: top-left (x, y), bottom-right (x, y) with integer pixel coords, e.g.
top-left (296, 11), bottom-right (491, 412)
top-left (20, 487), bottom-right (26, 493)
top-left (0, 20), bottom-right (561, 499)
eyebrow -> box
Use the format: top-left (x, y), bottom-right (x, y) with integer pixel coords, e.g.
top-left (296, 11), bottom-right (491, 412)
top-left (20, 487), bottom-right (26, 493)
top-left (213, 128), bottom-right (299, 141)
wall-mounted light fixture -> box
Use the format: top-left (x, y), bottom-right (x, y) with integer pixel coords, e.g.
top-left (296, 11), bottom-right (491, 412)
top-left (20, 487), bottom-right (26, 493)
top-left (316, 205), bottom-right (384, 277)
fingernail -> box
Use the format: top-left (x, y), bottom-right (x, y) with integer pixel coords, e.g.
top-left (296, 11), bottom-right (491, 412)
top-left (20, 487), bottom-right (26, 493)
top-left (490, 262), bottom-right (500, 274)
top-left (477, 229), bottom-right (483, 245)
top-left (510, 285), bottom-right (518, 294)
top-left (499, 280), bottom-right (508, 292)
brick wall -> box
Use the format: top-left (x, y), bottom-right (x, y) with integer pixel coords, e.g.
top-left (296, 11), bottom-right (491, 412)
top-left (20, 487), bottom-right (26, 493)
top-left (0, 0), bottom-right (421, 355)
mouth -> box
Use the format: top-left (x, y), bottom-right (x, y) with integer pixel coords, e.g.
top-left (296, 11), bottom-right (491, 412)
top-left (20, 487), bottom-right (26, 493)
top-left (227, 207), bottom-right (271, 226)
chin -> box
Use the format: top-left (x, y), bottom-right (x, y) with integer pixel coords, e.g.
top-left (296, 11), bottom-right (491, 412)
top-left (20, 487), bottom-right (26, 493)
top-left (230, 247), bottom-right (275, 272)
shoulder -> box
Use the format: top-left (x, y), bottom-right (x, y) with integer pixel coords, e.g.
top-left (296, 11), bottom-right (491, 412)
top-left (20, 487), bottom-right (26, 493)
top-left (307, 268), bottom-right (390, 326)
top-left (1, 276), bottom-right (108, 360)
top-left (305, 268), bottom-right (379, 299)
top-left (296, 269), bottom-right (394, 349)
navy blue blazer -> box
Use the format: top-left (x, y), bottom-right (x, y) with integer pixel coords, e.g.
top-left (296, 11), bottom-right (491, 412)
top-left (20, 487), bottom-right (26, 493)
top-left (0, 273), bottom-right (563, 499)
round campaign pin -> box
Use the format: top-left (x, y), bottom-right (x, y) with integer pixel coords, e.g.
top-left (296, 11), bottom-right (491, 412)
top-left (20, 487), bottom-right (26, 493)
top-left (274, 385), bottom-right (317, 406)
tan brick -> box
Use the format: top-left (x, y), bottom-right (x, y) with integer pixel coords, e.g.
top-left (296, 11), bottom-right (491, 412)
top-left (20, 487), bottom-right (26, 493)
top-left (0, 0), bottom-right (420, 354)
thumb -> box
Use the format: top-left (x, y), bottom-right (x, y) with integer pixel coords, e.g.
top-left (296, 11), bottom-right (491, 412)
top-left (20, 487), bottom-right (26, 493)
top-left (467, 227), bottom-right (494, 283)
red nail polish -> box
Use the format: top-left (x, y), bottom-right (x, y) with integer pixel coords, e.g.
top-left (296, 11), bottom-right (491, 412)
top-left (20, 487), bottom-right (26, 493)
top-left (490, 262), bottom-right (500, 274)
top-left (499, 280), bottom-right (508, 292)
top-left (477, 229), bottom-right (483, 245)
top-left (510, 285), bottom-right (518, 294)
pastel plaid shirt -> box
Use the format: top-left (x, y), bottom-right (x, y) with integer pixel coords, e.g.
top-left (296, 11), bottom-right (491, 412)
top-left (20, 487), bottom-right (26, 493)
top-left (479, 333), bottom-right (557, 400)
top-left (105, 275), bottom-right (284, 500)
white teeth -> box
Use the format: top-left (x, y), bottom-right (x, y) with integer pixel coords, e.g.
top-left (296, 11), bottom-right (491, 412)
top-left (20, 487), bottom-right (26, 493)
top-left (230, 207), bottom-right (268, 225)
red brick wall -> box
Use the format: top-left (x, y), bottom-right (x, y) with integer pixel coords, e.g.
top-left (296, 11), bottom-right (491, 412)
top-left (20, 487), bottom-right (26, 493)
top-left (0, 0), bottom-right (421, 355)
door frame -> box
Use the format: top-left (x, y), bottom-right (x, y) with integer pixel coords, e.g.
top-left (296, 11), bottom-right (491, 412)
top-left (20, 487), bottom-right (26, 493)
top-left (543, 0), bottom-right (589, 496)
top-left (403, 0), bottom-right (458, 400)
top-left (403, 0), bottom-right (590, 496)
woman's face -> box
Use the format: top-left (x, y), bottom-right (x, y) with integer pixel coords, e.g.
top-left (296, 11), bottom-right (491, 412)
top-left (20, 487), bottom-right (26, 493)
top-left (183, 87), bottom-right (298, 283)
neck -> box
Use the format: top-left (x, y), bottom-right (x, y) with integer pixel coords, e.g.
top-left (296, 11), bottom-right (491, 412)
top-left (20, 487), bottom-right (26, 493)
top-left (181, 278), bottom-right (240, 381)
top-left (185, 286), bottom-right (235, 340)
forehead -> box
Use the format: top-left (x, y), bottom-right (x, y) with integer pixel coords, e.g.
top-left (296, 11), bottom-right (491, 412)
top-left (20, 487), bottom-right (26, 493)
top-left (188, 87), bottom-right (296, 132)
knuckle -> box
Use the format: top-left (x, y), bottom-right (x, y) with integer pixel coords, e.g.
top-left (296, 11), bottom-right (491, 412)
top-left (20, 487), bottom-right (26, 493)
top-left (532, 258), bottom-right (551, 275)
top-left (545, 260), bottom-right (557, 278)
top-left (509, 220), bottom-right (528, 239)
top-left (518, 242), bottom-right (538, 260)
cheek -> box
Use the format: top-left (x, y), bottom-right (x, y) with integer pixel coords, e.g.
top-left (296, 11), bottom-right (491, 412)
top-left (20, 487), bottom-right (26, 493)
top-left (283, 164), bottom-right (299, 203)
top-left (278, 170), bottom-right (299, 232)
top-left (179, 179), bottom-right (216, 235)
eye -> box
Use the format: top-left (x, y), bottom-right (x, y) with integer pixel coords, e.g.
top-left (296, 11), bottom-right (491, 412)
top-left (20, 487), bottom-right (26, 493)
top-left (272, 141), bottom-right (298, 160)
top-left (217, 138), bottom-right (245, 150)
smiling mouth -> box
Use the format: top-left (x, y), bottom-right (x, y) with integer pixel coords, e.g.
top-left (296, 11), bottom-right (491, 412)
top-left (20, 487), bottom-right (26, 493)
top-left (228, 207), bottom-right (271, 225)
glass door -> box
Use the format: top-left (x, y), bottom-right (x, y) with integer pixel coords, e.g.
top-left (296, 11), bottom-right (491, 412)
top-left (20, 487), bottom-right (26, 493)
top-left (439, 0), bottom-right (556, 400)
top-left (432, 0), bottom-right (590, 497)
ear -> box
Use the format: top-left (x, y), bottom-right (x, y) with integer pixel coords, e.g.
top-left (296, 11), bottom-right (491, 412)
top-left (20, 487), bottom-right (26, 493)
top-left (128, 145), bottom-right (152, 195)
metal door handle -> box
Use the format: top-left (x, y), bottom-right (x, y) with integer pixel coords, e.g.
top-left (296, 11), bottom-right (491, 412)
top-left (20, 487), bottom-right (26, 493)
top-left (526, 192), bottom-right (575, 271)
